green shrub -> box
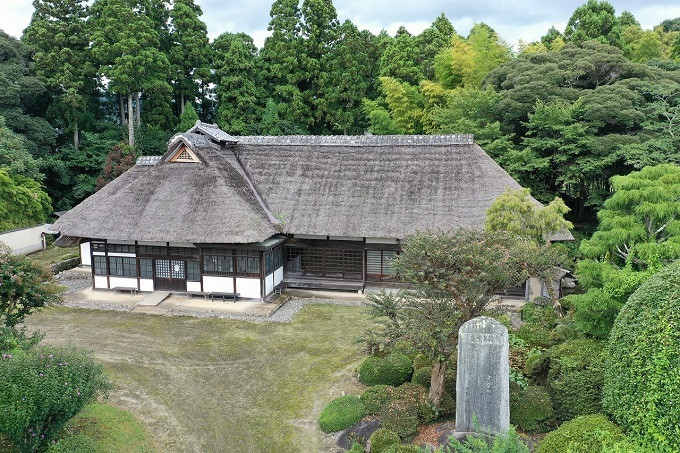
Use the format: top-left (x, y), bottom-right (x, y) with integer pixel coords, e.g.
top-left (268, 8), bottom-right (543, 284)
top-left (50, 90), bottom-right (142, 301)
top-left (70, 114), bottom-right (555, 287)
top-left (385, 445), bottom-right (423, 453)
top-left (411, 367), bottom-right (431, 387)
top-left (0, 327), bottom-right (43, 353)
top-left (318, 395), bottom-right (366, 433)
top-left (360, 385), bottom-right (395, 415)
top-left (412, 354), bottom-right (429, 370)
top-left (515, 324), bottom-right (552, 349)
top-left (524, 350), bottom-right (549, 385)
top-left (445, 427), bottom-right (529, 452)
top-left (604, 261), bottom-right (680, 452)
top-left (438, 392), bottom-right (456, 418)
top-left (368, 428), bottom-right (401, 453)
top-left (47, 434), bottom-right (96, 453)
top-left (536, 414), bottom-right (629, 453)
top-left (358, 352), bottom-right (413, 386)
top-left (546, 339), bottom-right (606, 423)
top-left (380, 383), bottom-right (433, 440)
top-left (0, 346), bottom-right (111, 453)
top-left (347, 441), bottom-right (365, 453)
top-left (510, 385), bottom-right (553, 433)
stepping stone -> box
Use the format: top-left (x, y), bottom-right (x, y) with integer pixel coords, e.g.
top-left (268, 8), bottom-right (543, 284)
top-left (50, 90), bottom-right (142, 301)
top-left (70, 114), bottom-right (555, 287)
top-left (137, 291), bottom-right (170, 306)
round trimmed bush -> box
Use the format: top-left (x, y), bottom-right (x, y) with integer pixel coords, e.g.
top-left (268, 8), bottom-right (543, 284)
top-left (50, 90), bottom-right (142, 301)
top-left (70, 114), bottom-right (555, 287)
top-left (536, 414), bottom-right (629, 453)
top-left (358, 353), bottom-right (412, 387)
top-left (318, 395), bottom-right (366, 433)
top-left (360, 385), bottom-right (394, 415)
top-left (546, 339), bottom-right (606, 423)
top-left (380, 383), bottom-right (435, 440)
top-left (368, 428), bottom-right (401, 453)
top-left (411, 367), bottom-right (431, 388)
top-left (412, 354), bottom-right (429, 370)
top-left (510, 385), bottom-right (553, 433)
top-left (604, 261), bottom-right (680, 451)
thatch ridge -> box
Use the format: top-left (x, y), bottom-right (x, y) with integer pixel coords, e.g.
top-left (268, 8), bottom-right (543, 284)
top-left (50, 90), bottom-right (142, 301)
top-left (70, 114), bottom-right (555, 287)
top-left (236, 134), bottom-right (474, 146)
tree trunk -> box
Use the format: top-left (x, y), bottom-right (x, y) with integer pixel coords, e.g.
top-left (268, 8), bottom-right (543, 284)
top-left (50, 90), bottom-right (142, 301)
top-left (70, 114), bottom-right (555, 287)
top-left (543, 277), bottom-right (564, 317)
top-left (135, 92), bottom-right (141, 125)
top-left (429, 361), bottom-right (447, 407)
top-left (119, 94), bottom-right (126, 125)
top-left (73, 121), bottom-right (79, 152)
top-left (180, 93), bottom-right (185, 115)
top-left (127, 92), bottom-right (135, 147)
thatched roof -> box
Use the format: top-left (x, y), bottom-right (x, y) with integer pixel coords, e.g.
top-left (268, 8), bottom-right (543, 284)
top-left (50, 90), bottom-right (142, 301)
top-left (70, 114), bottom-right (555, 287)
top-left (51, 133), bottom-right (278, 243)
top-left (52, 123), bottom-right (573, 244)
top-left (233, 135), bottom-right (542, 239)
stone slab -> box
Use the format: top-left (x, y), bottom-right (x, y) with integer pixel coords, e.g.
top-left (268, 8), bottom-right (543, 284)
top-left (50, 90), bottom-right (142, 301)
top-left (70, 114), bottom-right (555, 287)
top-left (137, 291), bottom-right (170, 306)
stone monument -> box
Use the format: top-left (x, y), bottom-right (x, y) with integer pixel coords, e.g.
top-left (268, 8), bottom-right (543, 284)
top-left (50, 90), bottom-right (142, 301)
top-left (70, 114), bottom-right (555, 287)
top-left (455, 316), bottom-right (509, 435)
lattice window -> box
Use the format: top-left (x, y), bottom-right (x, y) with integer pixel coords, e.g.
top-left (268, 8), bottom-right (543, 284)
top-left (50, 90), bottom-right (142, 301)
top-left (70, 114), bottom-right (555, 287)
top-left (170, 145), bottom-right (199, 163)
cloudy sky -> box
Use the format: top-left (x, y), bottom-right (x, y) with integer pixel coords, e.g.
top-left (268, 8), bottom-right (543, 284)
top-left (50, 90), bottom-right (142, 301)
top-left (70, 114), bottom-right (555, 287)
top-left (2, 0), bottom-right (679, 49)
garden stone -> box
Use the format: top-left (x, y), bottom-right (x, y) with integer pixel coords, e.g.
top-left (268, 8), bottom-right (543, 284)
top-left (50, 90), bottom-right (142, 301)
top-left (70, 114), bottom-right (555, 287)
top-left (455, 316), bottom-right (509, 435)
top-left (336, 416), bottom-right (380, 449)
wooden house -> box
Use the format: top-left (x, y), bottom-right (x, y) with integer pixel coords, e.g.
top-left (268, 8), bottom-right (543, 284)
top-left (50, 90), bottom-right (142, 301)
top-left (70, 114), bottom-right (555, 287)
top-left (51, 122), bottom-right (568, 300)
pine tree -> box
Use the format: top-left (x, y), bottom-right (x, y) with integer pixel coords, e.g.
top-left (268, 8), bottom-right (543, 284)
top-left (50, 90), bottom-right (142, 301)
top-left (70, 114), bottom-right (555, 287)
top-left (175, 102), bottom-right (198, 132)
top-left (169, 0), bottom-right (210, 115)
top-left (23, 0), bottom-right (93, 151)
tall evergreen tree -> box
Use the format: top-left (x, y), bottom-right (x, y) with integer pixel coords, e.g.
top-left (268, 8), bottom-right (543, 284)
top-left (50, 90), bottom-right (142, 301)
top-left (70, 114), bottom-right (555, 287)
top-left (564, 0), bottom-right (624, 48)
top-left (89, 0), bottom-right (171, 147)
top-left (417, 13), bottom-right (456, 80)
top-left (379, 26), bottom-right (422, 86)
top-left (169, 0), bottom-right (210, 115)
top-left (259, 0), bottom-right (308, 130)
top-left (213, 32), bottom-right (261, 135)
top-left (23, 0), bottom-right (94, 152)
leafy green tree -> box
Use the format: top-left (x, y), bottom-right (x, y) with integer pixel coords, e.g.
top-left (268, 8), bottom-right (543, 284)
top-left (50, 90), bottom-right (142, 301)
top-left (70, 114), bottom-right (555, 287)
top-left (0, 170), bottom-right (52, 231)
top-left (381, 229), bottom-right (565, 406)
top-left (564, 0), bottom-right (624, 48)
top-left (485, 188), bottom-right (572, 313)
top-left (622, 26), bottom-right (664, 62)
top-left (417, 14), bottom-right (456, 80)
top-left (90, 0), bottom-right (171, 147)
top-left (23, 0), bottom-right (94, 152)
top-left (0, 243), bottom-right (61, 327)
top-left (213, 32), bottom-right (261, 135)
top-left (320, 21), bottom-right (380, 134)
top-left (433, 23), bottom-right (511, 89)
top-left (175, 102), bottom-right (198, 132)
top-left (0, 117), bottom-right (42, 181)
top-left (379, 26), bottom-right (422, 86)
top-left (169, 0), bottom-right (210, 114)
top-left (485, 188), bottom-right (573, 244)
top-left (0, 31), bottom-right (55, 159)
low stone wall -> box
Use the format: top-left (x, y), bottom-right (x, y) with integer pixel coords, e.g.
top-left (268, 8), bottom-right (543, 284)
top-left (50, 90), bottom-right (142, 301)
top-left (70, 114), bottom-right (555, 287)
top-left (51, 257), bottom-right (81, 274)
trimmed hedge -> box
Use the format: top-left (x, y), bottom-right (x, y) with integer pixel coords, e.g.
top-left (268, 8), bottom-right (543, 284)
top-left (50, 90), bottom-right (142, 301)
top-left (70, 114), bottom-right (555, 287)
top-left (368, 428), bottom-right (400, 453)
top-left (380, 383), bottom-right (435, 440)
top-left (358, 353), bottom-right (412, 387)
top-left (360, 385), bottom-right (394, 415)
top-left (318, 395), bottom-right (366, 433)
top-left (411, 367), bottom-right (431, 387)
top-left (546, 339), bottom-right (606, 423)
top-left (536, 414), bottom-right (630, 453)
top-left (604, 261), bottom-right (680, 452)
top-left (510, 385), bottom-right (553, 433)
top-left (47, 434), bottom-right (96, 453)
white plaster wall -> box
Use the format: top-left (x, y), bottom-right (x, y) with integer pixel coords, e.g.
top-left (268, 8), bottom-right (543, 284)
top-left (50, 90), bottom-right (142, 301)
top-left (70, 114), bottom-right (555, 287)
top-left (236, 278), bottom-right (260, 299)
top-left (265, 273), bottom-right (274, 295)
top-left (92, 251), bottom-right (105, 256)
top-left (203, 276), bottom-right (233, 292)
top-left (80, 242), bottom-right (91, 266)
top-left (139, 279), bottom-right (154, 292)
top-left (0, 224), bottom-right (48, 255)
top-left (107, 252), bottom-right (136, 258)
top-left (187, 281), bottom-right (201, 292)
top-left (109, 277), bottom-right (138, 289)
top-left (94, 276), bottom-right (108, 289)
top-left (274, 267), bottom-right (283, 286)
top-left (366, 237), bottom-right (399, 244)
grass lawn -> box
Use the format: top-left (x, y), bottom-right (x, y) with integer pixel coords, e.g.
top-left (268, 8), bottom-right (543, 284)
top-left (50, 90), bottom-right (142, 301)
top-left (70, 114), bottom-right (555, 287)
top-left (27, 244), bottom-right (79, 265)
top-left (23, 304), bottom-right (374, 452)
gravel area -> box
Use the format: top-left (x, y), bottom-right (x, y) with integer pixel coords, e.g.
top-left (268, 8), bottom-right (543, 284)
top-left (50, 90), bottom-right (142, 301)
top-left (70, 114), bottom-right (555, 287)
top-left (53, 270), bottom-right (369, 322)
